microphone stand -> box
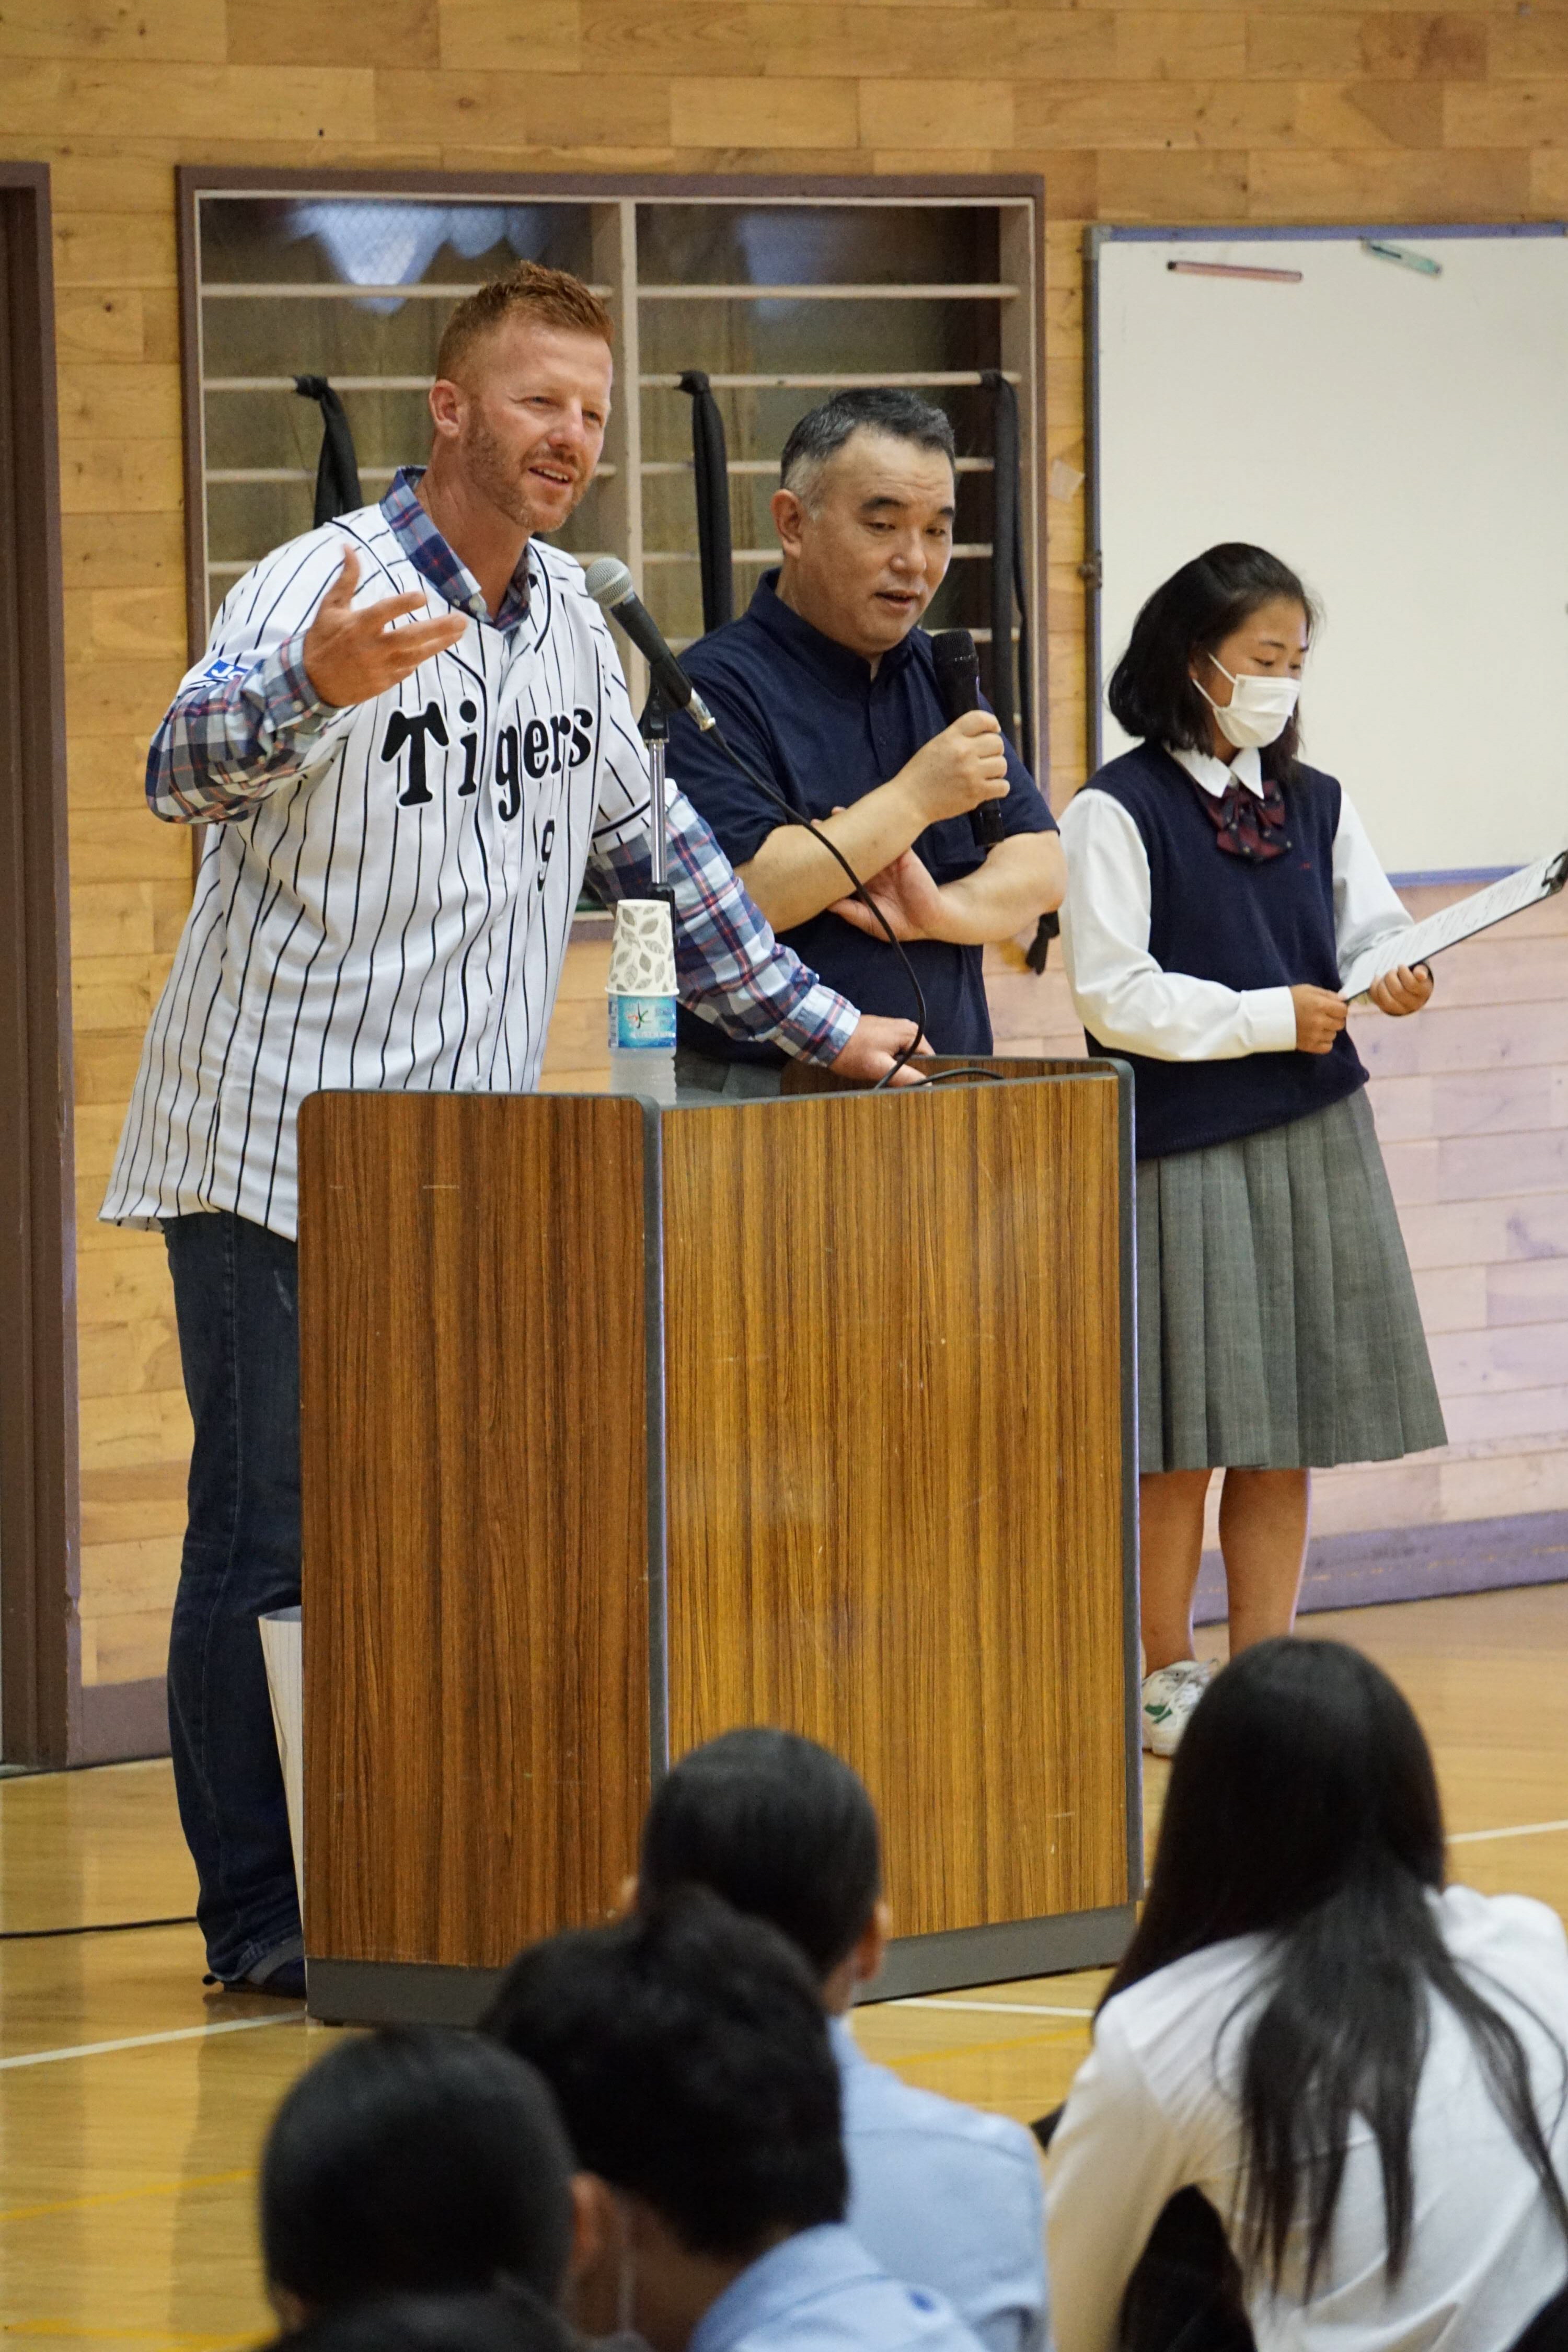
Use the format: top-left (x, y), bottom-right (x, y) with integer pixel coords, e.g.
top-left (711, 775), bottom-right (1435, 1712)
top-left (640, 687), bottom-right (674, 906)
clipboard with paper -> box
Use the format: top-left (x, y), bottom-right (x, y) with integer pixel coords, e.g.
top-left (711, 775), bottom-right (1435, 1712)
top-left (1339, 850), bottom-right (1568, 1001)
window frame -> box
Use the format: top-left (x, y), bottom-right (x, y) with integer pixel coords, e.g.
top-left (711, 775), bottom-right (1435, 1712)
top-left (175, 165), bottom-right (1048, 773)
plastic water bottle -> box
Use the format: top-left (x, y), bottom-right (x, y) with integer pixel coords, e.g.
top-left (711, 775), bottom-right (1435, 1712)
top-left (607, 996), bottom-right (678, 1107)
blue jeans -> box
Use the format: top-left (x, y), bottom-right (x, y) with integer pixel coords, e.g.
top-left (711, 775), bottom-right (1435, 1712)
top-left (163, 1210), bottom-right (303, 1982)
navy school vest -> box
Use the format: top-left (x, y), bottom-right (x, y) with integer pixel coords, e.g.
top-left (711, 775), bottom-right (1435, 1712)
top-left (1079, 743), bottom-right (1367, 1161)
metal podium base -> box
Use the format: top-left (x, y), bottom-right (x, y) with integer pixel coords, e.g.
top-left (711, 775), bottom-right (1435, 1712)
top-left (305, 1903), bottom-right (1136, 2027)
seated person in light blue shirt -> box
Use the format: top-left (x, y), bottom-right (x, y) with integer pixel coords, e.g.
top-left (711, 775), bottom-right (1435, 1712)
top-left (637, 1732), bottom-right (1048, 2352)
top-left (481, 1892), bottom-right (985, 2352)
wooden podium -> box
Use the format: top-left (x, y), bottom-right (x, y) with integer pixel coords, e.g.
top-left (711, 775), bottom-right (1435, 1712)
top-left (296, 1059), bottom-right (1140, 2025)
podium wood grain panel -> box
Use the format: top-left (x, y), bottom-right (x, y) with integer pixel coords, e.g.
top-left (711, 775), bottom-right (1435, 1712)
top-left (298, 1091), bottom-right (651, 1968)
top-left (661, 1069), bottom-right (1128, 1936)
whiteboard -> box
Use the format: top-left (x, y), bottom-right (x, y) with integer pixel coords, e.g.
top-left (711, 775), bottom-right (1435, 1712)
top-left (1092, 229), bottom-right (1568, 875)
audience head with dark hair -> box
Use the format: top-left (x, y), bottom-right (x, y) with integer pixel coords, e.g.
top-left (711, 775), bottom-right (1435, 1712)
top-left (484, 1889), bottom-right (845, 2256)
top-left (1120, 1634), bottom-right (1445, 1971)
top-left (268, 2285), bottom-right (575, 2352)
top-left (482, 1890), bottom-right (876, 2352)
top-left (637, 1727), bottom-right (886, 2004)
top-left (261, 2026), bottom-right (581, 2330)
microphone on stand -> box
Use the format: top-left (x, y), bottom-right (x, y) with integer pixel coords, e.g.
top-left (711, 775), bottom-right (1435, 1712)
top-left (930, 628), bottom-right (1003, 849)
top-left (584, 558), bottom-right (718, 731)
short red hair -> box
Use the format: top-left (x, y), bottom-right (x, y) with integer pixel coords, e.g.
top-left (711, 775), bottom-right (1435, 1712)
top-left (436, 260), bottom-right (613, 382)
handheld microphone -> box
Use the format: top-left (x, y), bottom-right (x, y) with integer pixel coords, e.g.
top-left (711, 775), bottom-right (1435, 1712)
top-left (930, 628), bottom-right (1002, 848)
top-left (583, 558), bottom-right (717, 731)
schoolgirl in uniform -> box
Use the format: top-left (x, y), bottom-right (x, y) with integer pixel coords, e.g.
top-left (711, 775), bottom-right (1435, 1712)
top-left (1059, 544), bottom-right (1445, 1756)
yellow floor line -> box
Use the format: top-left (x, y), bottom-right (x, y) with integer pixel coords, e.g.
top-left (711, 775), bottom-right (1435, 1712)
top-left (2, 2323), bottom-right (254, 2347)
top-left (0, 2013), bottom-right (303, 2074)
top-left (885, 1998), bottom-right (1093, 2017)
top-left (890, 2026), bottom-right (1089, 2066)
top-left (1449, 1818), bottom-right (1568, 1846)
top-left (0, 2169), bottom-right (253, 2227)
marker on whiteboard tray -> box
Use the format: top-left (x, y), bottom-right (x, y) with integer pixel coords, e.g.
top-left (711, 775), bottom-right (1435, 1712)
top-left (1167, 261), bottom-right (1302, 284)
top-left (1362, 239), bottom-right (1442, 278)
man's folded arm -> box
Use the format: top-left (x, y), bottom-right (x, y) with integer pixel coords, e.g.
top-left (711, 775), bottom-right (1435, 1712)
top-left (927, 827), bottom-right (1066, 944)
top-left (666, 668), bottom-right (1062, 941)
top-left (587, 787), bottom-right (858, 1066)
top-left (737, 786), bottom-right (932, 937)
top-left (666, 678), bottom-right (969, 938)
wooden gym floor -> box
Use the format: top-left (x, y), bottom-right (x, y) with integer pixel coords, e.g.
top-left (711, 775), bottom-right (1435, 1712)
top-left (2, 1583), bottom-right (1565, 2352)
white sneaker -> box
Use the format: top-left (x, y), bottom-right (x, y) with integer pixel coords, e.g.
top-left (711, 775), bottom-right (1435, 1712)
top-left (1140, 1659), bottom-right (1216, 1757)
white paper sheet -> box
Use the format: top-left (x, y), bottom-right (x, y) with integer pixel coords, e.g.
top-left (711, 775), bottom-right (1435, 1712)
top-left (1340, 850), bottom-right (1568, 999)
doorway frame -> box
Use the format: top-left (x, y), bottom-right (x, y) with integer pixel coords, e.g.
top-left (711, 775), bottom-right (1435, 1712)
top-left (0, 162), bottom-right (79, 1768)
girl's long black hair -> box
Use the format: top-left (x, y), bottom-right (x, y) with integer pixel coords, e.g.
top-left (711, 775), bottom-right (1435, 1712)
top-left (1107, 543), bottom-right (1319, 779)
top-left (1106, 1639), bottom-right (1568, 2296)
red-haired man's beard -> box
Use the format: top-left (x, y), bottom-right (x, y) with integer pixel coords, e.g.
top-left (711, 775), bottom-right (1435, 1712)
top-left (461, 408), bottom-right (588, 537)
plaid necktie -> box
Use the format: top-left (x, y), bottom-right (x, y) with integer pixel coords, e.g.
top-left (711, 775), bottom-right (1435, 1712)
top-left (1190, 771), bottom-right (1292, 862)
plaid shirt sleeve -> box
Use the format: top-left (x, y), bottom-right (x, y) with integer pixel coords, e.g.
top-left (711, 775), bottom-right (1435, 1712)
top-left (588, 786), bottom-right (858, 1066)
top-left (146, 540), bottom-right (353, 825)
top-left (147, 637), bottom-right (344, 825)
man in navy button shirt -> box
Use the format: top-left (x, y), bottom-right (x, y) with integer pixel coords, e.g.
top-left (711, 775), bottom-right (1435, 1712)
top-left (668, 388), bottom-right (1064, 1088)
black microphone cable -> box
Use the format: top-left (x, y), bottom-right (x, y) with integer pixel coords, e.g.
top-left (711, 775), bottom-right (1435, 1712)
top-left (704, 719), bottom-right (1005, 1093)
top-left (0, 1912), bottom-right (197, 1941)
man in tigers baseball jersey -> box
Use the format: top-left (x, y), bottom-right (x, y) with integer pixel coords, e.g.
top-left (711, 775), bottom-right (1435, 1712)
top-left (102, 263), bottom-right (918, 2000)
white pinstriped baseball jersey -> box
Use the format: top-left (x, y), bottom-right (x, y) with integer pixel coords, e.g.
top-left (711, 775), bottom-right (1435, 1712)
top-left (102, 476), bottom-right (852, 1242)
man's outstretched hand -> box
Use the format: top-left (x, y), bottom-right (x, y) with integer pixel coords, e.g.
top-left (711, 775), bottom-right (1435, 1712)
top-left (827, 1013), bottom-right (931, 1087)
top-left (302, 548), bottom-right (469, 709)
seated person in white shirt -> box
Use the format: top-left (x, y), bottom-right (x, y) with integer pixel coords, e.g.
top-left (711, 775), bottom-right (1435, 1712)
top-left (481, 1893), bottom-right (986, 2352)
top-left (1058, 542), bottom-right (1443, 1759)
top-left (1045, 1637), bottom-right (1568, 2352)
top-left (635, 1730), bottom-right (1047, 2352)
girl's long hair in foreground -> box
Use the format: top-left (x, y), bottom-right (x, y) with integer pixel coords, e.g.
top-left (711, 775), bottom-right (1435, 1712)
top-left (1106, 1639), bottom-right (1568, 2295)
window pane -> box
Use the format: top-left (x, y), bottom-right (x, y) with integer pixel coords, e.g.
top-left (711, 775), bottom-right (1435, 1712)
top-left (188, 187), bottom-right (1031, 713)
top-left (636, 204), bottom-right (1000, 289)
top-left (195, 194), bottom-right (602, 618)
top-left (635, 202), bottom-right (1005, 659)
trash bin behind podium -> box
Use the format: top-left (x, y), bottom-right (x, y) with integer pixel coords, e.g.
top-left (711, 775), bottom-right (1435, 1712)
top-left (259, 1605), bottom-right (304, 1915)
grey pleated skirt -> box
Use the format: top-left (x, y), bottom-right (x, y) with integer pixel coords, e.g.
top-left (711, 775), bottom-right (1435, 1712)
top-left (1136, 1087), bottom-right (1447, 1474)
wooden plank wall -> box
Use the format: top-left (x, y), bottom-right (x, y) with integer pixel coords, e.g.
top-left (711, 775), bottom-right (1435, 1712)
top-left (4, 2), bottom-right (1566, 1700)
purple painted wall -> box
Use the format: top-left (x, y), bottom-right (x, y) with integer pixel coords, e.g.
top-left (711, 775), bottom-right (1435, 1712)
top-left (1194, 1509), bottom-right (1568, 1628)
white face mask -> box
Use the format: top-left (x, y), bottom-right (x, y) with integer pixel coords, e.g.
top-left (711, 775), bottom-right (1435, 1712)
top-left (1194, 653), bottom-right (1300, 752)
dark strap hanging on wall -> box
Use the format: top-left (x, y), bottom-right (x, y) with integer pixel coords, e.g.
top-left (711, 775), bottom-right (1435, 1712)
top-left (1011, 447), bottom-right (1036, 792)
top-left (980, 370), bottom-right (1055, 972)
top-left (983, 367), bottom-right (1020, 754)
top-left (293, 375), bottom-right (363, 526)
top-left (678, 370), bottom-right (734, 634)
